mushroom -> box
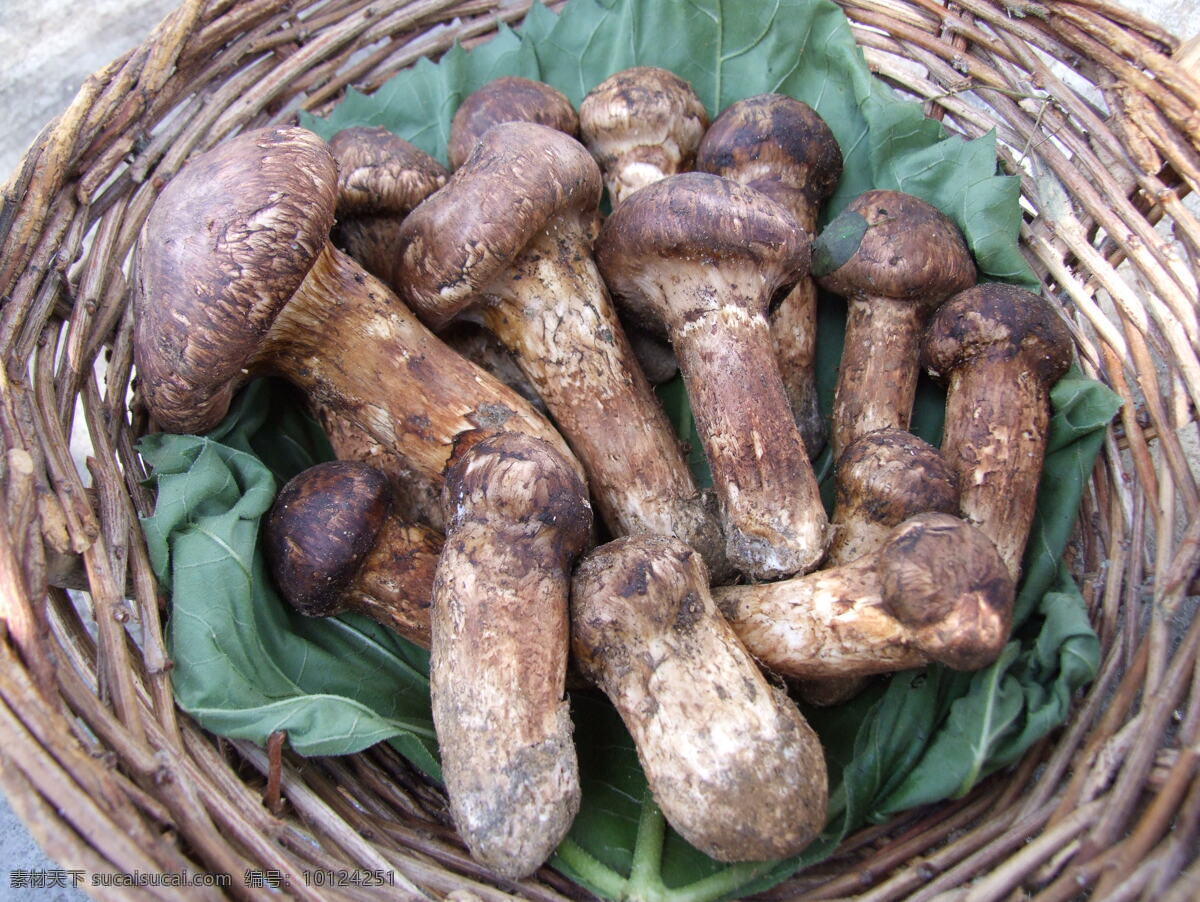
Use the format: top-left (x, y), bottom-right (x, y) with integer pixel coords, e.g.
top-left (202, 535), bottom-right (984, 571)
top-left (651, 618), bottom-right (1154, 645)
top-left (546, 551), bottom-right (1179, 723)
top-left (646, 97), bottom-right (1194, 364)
top-left (396, 122), bottom-right (724, 574)
top-left (265, 461), bottom-right (440, 646)
top-left (799, 428), bottom-right (960, 705)
top-left (448, 75), bottom-right (579, 169)
top-left (595, 171), bottom-right (828, 579)
top-left (431, 431), bottom-right (591, 878)
top-left (715, 512), bottom-right (1014, 680)
top-left (133, 126), bottom-right (579, 495)
top-left (571, 534), bottom-right (828, 861)
top-left (695, 94), bottom-right (843, 457)
top-left (579, 66), bottom-right (709, 207)
top-left (923, 283), bottom-right (1074, 581)
top-left (811, 190), bottom-right (976, 459)
top-left (328, 126), bottom-right (448, 291)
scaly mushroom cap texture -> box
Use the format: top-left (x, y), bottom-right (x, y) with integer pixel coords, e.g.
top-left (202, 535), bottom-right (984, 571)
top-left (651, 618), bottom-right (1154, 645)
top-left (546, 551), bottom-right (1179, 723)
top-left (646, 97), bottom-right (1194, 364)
top-left (448, 76), bottom-right (579, 169)
top-left (441, 431), bottom-right (592, 561)
top-left (811, 189), bottom-right (976, 305)
top-left (836, 429), bottom-right (959, 525)
top-left (266, 461), bottom-right (392, 618)
top-left (695, 93), bottom-right (843, 213)
top-left (329, 126), bottom-right (448, 216)
top-left (134, 126), bottom-right (337, 433)
top-left (878, 512), bottom-right (1014, 670)
top-left (396, 121), bottom-right (603, 331)
top-left (594, 171), bottom-right (811, 337)
top-left (923, 283), bottom-right (1074, 382)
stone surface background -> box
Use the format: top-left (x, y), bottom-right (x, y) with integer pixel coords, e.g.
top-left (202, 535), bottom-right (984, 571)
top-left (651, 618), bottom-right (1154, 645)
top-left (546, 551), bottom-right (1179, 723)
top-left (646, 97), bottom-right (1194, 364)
top-left (0, 0), bottom-right (1195, 897)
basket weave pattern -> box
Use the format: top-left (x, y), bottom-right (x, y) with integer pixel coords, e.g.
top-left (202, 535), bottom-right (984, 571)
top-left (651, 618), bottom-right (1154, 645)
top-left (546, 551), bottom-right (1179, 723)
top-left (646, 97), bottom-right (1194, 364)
top-left (1, 0), bottom-right (1198, 898)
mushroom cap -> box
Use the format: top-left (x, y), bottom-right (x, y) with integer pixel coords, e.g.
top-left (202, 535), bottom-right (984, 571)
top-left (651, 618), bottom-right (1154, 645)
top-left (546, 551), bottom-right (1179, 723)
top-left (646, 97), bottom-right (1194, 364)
top-left (441, 431), bottom-right (592, 560)
top-left (265, 461), bottom-right (392, 618)
top-left (329, 126), bottom-right (448, 216)
top-left (695, 93), bottom-right (843, 217)
top-left (877, 512), bottom-right (1014, 670)
top-left (397, 121), bottom-right (602, 330)
top-left (835, 428), bottom-right (959, 524)
top-left (922, 283), bottom-right (1074, 383)
top-left (811, 190), bottom-right (976, 306)
top-left (579, 67), bottom-right (709, 188)
top-left (448, 76), bottom-right (579, 169)
top-left (134, 126), bottom-right (338, 433)
top-left (595, 171), bottom-right (810, 332)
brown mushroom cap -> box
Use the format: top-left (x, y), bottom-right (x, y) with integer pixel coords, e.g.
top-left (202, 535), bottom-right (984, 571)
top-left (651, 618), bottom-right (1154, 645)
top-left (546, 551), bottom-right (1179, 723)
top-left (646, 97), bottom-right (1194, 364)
top-left (397, 121), bottom-right (602, 331)
top-left (265, 461), bottom-right (391, 618)
top-left (835, 429), bottom-right (959, 531)
top-left (696, 93), bottom-right (842, 217)
top-left (448, 76), bottom-right (579, 169)
top-left (595, 171), bottom-right (810, 336)
top-left (811, 189), bottom-right (976, 305)
top-left (133, 126), bottom-right (337, 433)
top-left (329, 126), bottom-right (448, 216)
top-left (579, 67), bottom-right (709, 205)
top-left (923, 283), bottom-right (1074, 383)
top-left (877, 512), bottom-right (1014, 670)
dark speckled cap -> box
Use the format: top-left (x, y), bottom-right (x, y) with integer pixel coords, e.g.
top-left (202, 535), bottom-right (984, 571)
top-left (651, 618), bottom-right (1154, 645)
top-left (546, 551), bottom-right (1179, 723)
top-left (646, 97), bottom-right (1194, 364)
top-left (329, 126), bottom-right (448, 216)
top-left (448, 77), bottom-right (579, 169)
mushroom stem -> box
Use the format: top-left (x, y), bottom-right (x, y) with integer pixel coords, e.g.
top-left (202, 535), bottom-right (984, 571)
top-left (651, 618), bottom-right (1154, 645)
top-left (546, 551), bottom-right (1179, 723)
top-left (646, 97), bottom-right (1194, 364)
top-left (831, 297), bottom-right (927, 453)
top-left (257, 244), bottom-right (580, 486)
top-left (671, 292), bottom-right (827, 578)
top-left (341, 518), bottom-right (441, 643)
top-left (571, 535), bottom-right (828, 862)
top-left (714, 513), bottom-right (1014, 680)
top-left (432, 433), bottom-right (590, 878)
top-left (478, 219), bottom-right (720, 564)
top-left (772, 277), bottom-right (824, 455)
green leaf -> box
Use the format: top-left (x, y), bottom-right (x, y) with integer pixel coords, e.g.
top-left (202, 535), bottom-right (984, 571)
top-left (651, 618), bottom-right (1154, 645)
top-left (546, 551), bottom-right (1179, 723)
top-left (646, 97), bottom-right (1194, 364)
top-left (811, 209), bottom-right (869, 277)
top-left (151, 0), bottom-right (1116, 897)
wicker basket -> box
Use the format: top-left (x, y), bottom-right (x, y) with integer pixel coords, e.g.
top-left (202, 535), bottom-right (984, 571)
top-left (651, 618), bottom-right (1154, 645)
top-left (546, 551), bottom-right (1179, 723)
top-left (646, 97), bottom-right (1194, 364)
top-left (1, 0), bottom-right (1198, 898)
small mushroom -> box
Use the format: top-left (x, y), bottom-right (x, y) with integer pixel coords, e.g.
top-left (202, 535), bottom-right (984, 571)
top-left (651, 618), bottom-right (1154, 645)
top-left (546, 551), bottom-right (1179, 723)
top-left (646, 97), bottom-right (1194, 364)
top-left (265, 461), bottom-right (440, 646)
top-left (448, 76), bottom-right (579, 169)
top-left (696, 94), bottom-right (843, 457)
top-left (714, 512), bottom-right (1014, 680)
top-left (923, 283), bottom-right (1074, 581)
top-left (811, 190), bottom-right (976, 459)
top-left (579, 67), bottom-right (709, 207)
top-left (432, 432), bottom-right (591, 878)
top-left (133, 126), bottom-right (579, 494)
top-left (397, 122), bottom-right (724, 574)
top-left (571, 534), bottom-right (828, 861)
top-left (596, 172), bottom-right (828, 579)
top-left (328, 126), bottom-right (448, 291)
top-left (799, 428), bottom-right (960, 705)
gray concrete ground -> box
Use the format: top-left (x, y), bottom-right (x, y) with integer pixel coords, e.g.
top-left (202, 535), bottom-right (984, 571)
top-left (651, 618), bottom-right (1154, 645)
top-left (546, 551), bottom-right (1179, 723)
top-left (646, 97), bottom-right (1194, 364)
top-left (0, 0), bottom-right (1195, 896)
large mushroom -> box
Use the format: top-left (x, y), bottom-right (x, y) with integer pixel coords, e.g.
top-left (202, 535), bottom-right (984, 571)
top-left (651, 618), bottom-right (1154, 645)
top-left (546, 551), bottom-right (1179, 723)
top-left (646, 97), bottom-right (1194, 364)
top-left (571, 534), bottom-right (828, 861)
top-left (923, 283), bottom-right (1074, 580)
top-left (595, 171), bottom-right (828, 579)
top-left (396, 122), bottom-right (724, 573)
top-left (431, 432), bottom-right (591, 878)
top-left (715, 512), bottom-right (1014, 680)
top-left (448, 76), bottom-right (579, 169)
top-left (696, 94), bottom-right (843, 457)
top-left (133, 126), bottom-right (579, 494)
top-left (811, 190), bottom-right (976, 459)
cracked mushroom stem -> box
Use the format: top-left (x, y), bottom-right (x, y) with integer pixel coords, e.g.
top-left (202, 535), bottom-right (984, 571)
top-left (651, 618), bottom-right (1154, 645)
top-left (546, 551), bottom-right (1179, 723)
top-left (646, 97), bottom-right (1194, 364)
top-left (448, 76), bottom-right (578, 169)
top-left (132, 126), bottom-right (579, 493)
top-left (328, 126), bottom-right (448, 292)
top-left (397, 122), bottom-right (724, 575)
top-left (799, 429), bottom-right (959, 706)
top-left (595, 172), bottom-right (828, 579)
top-left (432, 432), bottom-right (591, 878)
top-left (579, 66), bottom-right (709, 207)
top-left (812, 190), bottom-right (976, 460)
top-left (571, 535), bottom-right (828, 861)
top-left (923, 283), bottom-right (1074, 582)
top-left (265, 461), bottom-right (440, 647)
top-left (696, 94), bottom-right (843, 458)
top-left (714, 512), bottom-right (1015, 680)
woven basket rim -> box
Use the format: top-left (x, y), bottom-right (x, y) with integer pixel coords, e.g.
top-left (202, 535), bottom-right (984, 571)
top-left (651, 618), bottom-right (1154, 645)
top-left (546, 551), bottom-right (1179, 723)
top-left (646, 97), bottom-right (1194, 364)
top-left (1, 1), bottom-right (1199, 899)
